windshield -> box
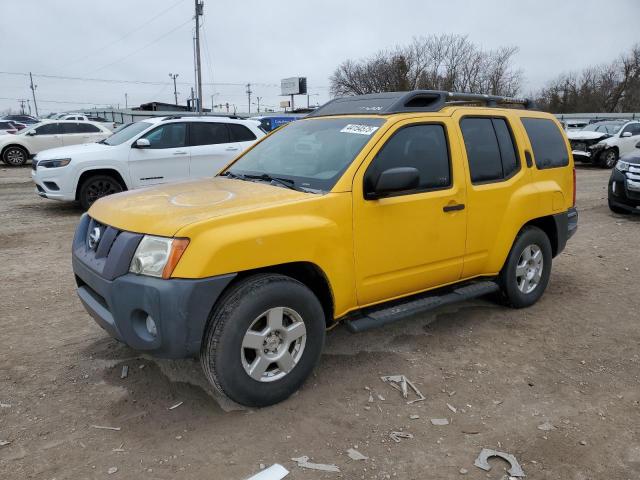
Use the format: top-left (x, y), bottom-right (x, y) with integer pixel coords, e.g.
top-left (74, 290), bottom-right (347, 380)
top-left (583, 122), bottom-right (623, 134)
top-left (224, 117), bottom-right (385, 191)
top-left (102, 121), bottom-right (152, 146)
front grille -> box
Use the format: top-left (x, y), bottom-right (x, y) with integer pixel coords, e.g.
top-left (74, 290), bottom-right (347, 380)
top-left (31, 160), bottom-right (37, 170)
top-left (570, 141), bottom-right (587, 152)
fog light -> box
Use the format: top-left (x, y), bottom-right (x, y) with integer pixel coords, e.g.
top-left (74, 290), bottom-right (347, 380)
top-left (145, 315), bottom-right (157, 337)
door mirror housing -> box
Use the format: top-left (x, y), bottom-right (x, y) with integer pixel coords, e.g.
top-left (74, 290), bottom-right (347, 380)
top-left (134, 138), bottom-right (151, 148)
top-left (26, 130), bottom-right (36, 136)
top-left (621, 131), bottom-right (632, 138)
top-left (635, 141), bottom-right (640, 149)
top-left (366, 167), bottom-right (420, 199)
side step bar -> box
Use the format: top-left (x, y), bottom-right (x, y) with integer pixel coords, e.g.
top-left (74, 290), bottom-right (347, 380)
top-left (344, 281), bottom-right (500, 333)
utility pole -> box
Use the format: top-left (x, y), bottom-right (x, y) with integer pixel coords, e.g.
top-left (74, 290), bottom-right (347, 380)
top-left (194, 0), bottom-right (204, 114)
top-left (26, 99), bottom-right (31, 115)
top-left (29, 72), bottom-right (39, 117)
top-left (246, 83), bottom-right (252, 114)
top-left (256, 96), bottom-right (262, 113)
top-left (18, 99), bottom-right (26, 114)
top-left (169, 73), bottom-right (179, 105)
top-left (190, 87), bottom-right (195, 111)
top-left (125, 93), bottom-right (128, 109)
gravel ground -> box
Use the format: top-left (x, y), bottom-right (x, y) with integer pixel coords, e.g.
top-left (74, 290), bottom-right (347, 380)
top-left (1, 164), bottom-right (639, 480)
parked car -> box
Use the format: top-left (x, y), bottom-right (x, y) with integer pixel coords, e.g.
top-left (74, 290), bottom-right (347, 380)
top-left (608, 142), bottom-right (640, 213)
top-left (9, 121), bottom-right (27, 131)
top-left (251, 114), bottom-right (306, 132)
top-left (2, 114), bottom-right (39, 125)
top-left (567, 120), bottom-right (640, 168)
top-left (1, 120), bottom-right (112, 166)
top-left (561, 119), bottom-right (589, 131)
top-left (32, 116), bottom-right (265, 209)
top-left (70, 90), bottom-right (577, 407)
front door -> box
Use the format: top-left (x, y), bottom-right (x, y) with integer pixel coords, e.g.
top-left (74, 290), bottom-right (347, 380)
top-left (128, 122), bottom-right (189, 188)
top-left (352, 120), bottom-right (467, 306)
top-left (28, 123), bottom-right (64, 152)
top-left (618, 123), bottom-right (640, 156)
top-left (188, 122), bottom-right (238, 178)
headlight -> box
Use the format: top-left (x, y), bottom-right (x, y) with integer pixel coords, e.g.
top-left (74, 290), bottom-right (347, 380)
top-left (589, 142), bottom-right (606, 150)
top-left (38, 158), bottom-right (71, 168)
top-left (129, 235), bottom-right (189, 278)
top-left (615, 160), bottom-right (630, 172)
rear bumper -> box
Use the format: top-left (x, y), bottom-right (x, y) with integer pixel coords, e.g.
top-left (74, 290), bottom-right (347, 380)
top-left (552, 207), bottom-right (578, 256)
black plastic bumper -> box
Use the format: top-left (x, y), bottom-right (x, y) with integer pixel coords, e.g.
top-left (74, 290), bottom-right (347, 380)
top-left (552, 207), bottom-right (578, 256)
top-left (72, 254), bottom-right (236, 359)
top-left (609, 168), bottom-right (640, 212)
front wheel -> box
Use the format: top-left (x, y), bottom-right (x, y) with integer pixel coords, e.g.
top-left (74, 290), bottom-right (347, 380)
top-left (201, 274), bottom-right (326, 407)
top-left (499, 226), bottom-right (552, 308)
top-left (78, 174), bottom-right (123, 210)
top-left (600, 149), bottom-right (618, 169)
top-left (2, 146), bottom-right (29, 166)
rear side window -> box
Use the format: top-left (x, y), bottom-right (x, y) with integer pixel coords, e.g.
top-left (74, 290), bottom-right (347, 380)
top-left (189, 122), bottom-right (230, 146)
top-left (366, 124), bottom-right (451, 193)
top-left (0, 122), bottom-right (11, 128)
top-left (61, 123), bottom-right (84, 134)
top-left (77, 123), bottom-right (101, 133)
top-left (460, 117), bottom-right (520, 184)
top-left (228, 123), bottom-right (257, 142)
top-left (521, 118), bottom-right (569, 169)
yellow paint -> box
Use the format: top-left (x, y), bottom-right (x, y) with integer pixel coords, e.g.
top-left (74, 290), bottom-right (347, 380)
top-left (89, 106), bottom-right (574, 320)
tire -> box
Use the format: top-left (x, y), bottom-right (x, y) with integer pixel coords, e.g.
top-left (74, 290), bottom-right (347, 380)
top-left (608, 199), bottom-right (629, 215)
top-left (78, 174), bottom-right (124, 210)
top-left (499, 226), bottom-right (552, 308)
top-left (599, 148), bottom-right (618, 169)
top-left (201, 273), bottom-right (326, 407)
top-left (2, 145), bottom-right (29, 166)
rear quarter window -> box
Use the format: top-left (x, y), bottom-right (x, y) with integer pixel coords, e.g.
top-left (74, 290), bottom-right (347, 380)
top-left (521, 118), bottom-right (569, 169)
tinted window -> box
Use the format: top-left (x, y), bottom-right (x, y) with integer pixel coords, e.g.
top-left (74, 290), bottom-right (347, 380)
top-left (142, 123), bottom-right (187, 149)
top-left (61, 123), bottom-right (84, 134)
top-left (366, 124), bottom-right (450, 193)
top-left (189, 122), bottom-right (230, 146)
top-left (228, 123), bottom-right (257, 142)
top-left (103, 121), bottom-right (152, 146)
top-left (35, 123), bottom-right (61, 135)
top-left (0, 122), bottom-right (12, 129)
top-left (493, 119), bottom-right (519, 177)
top-left (460, 118), bottom-right (503, 183)
top-left (77, 123), bottom-right (101, 133)
top-left (622, 123), bottom-right (640, 136)
top-left (521, 118), bottom-right (569, 169)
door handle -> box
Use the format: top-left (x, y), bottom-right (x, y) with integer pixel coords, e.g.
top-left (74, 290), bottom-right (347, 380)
top-left (173, 151), bottom-right (187, 155)
top-left (225, 146), bottom-right (239, 151)
top-left (443, 203), bottom-right (465, 212)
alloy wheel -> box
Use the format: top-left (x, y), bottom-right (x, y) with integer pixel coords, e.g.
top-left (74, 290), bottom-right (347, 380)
top-left (5, 148), bottom-right (25, 166)
top-left (85, 179), bottom-right (121, 205)
top-left (240, 307), bottom-right (307, 382)
top-left (515, 244), bottom-right (544, 294)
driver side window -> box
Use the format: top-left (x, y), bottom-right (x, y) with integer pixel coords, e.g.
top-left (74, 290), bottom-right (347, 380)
top-left (365, 124), bottom-right (451, 195)
top-left (622, 124), bottom-right (640, 137)
top-left (35, 123), bottom-right (61, 135)
top-left (141, 123), bottom-right (187, 149)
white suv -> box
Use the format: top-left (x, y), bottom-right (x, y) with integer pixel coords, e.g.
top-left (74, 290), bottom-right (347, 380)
top-left (1, 120), bottom-right (112, 166)
top-left (568, 120), bottom-right (640, 168)
top-left (31, 116), bottom-right (265, 209)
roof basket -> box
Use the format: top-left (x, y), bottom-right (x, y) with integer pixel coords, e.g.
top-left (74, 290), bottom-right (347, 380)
top-left (307, 90), bottom-right (536, 117)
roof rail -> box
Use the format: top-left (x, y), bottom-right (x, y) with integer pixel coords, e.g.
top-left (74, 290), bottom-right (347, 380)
top-left (307, 90), bottom-right (536, 117)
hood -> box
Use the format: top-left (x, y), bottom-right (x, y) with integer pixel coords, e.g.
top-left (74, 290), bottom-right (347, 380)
top-left (567, 131), bottom-right (608, 141)
top-left (88, 177), bottom-right (311, 237)
top-left (35, 142), bottom-right (112, 159)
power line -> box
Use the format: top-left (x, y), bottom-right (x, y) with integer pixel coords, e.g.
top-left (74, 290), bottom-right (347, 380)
top-left (91, 17), bottom-right (194, 74)
top-left (58, 0), bottom-right (188, 71)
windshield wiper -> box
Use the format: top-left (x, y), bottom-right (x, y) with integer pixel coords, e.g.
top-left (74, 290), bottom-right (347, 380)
top-left (222, 171), bottom-right (306, 192)
top-left (97, 139), bottom-right (108, 145)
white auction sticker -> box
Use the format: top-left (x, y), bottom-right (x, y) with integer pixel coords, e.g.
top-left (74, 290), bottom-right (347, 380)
top-left (340, 124), bottom-right (380, 135)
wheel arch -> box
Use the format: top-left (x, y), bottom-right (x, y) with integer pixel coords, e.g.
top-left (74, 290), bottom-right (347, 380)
top-left (231, 262), bottom-right (335, 326)
top-left (1, 143), bottom-right (31, 157)
top-left (521, 215), bottom-right (560, 257)
top-left (75, 168), bottom-right (128, 201)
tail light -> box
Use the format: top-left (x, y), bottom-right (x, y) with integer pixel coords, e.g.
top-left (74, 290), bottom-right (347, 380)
top-left (572, 167), bottom-right (576, 207)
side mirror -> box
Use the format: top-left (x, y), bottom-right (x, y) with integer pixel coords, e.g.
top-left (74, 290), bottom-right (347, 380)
top-left (366, 167), bottom-right (420, 199)
top-left (26, 130), bottom-right (36, 136)
top-left (134, 138), bottom-right (150, 148)
top-left (635, 141), bottom-right (640, 149)
top-left (621, 131), bottom-right (632, 138)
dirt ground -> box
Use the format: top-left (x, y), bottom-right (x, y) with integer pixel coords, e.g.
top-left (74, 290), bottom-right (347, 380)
top-left (1, 164), bottom-right (639, 480)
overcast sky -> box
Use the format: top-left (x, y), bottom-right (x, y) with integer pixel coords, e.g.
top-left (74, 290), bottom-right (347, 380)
top-left (1, 0), bottom-right (638, 115)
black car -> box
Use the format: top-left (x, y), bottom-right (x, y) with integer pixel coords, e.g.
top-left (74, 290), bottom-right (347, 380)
top-left (2, 114), bottom-right (39, 125)
top-left (608, 143), bottom-right (640, 214)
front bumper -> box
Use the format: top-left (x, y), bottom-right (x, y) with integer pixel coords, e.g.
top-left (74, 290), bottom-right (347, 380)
top-left (31, 166), bottom-right (76, 201)
top-left (72, 214), bottom-right (236, 358)
top-left (608, 167), bottom-right (640, 213)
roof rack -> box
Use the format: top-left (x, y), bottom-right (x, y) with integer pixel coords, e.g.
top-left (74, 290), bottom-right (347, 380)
top-left (307, 90), bottom-right (536, 117)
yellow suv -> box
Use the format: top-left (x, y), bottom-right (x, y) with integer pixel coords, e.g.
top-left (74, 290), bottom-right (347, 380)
top-left (72, 91), bottom-right (578, 407)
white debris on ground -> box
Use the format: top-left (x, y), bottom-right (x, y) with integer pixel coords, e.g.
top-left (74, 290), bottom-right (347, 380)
top-left (91, 425), bottom-right (121, 431)
top-left (0, 403), bottom-right (11, 408)
top-left (168, 401), bottom-right (183, 410)
top-left (389, 431), bottom-right (414, 443)
top-left (120, 365), bottom-right (128, 379)
top-left (0, 440), bottom-right (11, 447)
top-left (446, 403), bottom-right (457, 413)
top-left (346, 448), bottom-right (368, 461)
top-left (537, 421), bottom-right (556, 431)
top-left (380, 375), bottom-right (426, 404)
top-left (107, 466), bottom-right (118, 474)
top-left (291, 456), bottom-right (340, 473)
top-left (430, 418), bottom-right (449, 426)
top-left (246, 464), bottom-right (289, 480)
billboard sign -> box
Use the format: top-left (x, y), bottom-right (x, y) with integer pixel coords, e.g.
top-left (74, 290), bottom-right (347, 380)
top-left (281, 77), bottom-right (307, 96)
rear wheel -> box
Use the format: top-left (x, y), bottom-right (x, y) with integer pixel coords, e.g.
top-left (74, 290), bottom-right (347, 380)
top-left (78, 174), bottom-right (123, 210)
top-left (200, 274), bottom-right (325, 407)
top-left (599, 149), bottom-right (618, 169)
top-left (2, 145), bottom-right (29, 166)
top-left (499, 226), bottom-right (552, 308)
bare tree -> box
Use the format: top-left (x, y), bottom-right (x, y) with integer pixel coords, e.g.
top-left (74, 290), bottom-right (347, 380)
top-left (330, 34), bottom-right (523, 98)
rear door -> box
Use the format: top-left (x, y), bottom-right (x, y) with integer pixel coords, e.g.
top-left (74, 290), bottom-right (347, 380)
top-left (60, 122), bottom-right (92, 146)
top-left (188, 121), bottom-right (237, 177)
top-left (128, 122), bottom-right (189, 187)
top-left (618, 123), bottom-right (640, 156)
top-left (28, 123), bottom-right (64, 152)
